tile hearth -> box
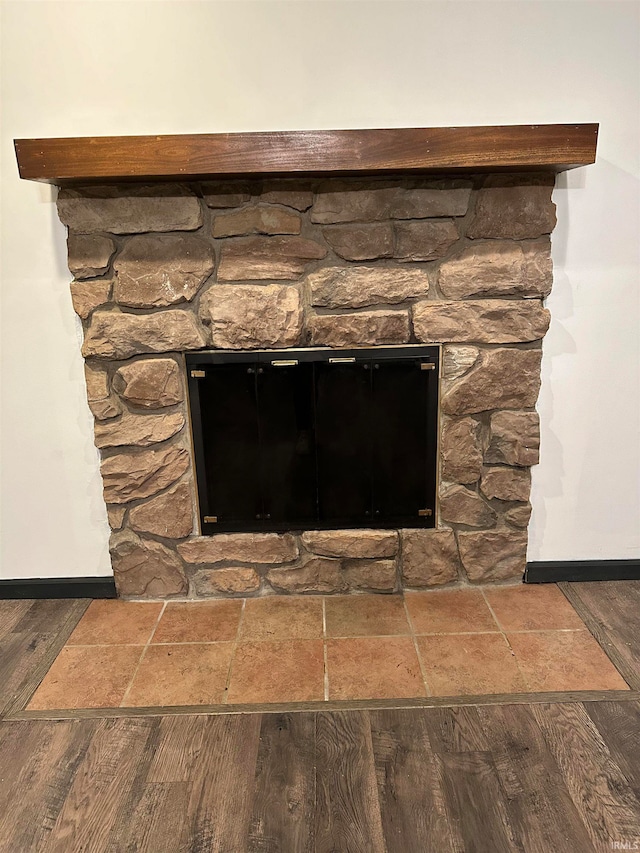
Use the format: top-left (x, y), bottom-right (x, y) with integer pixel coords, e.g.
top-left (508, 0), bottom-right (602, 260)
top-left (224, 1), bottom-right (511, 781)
top-left (27, 584), bottom-right (628, 711)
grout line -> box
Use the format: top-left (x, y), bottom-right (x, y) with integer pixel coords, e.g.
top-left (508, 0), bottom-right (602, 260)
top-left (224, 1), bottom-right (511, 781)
top-left (322, 598), bottom-right (329, 702)
top-left (222, 598), bottom-right (246, 705)
top-left (120, 602), bottom-right (167, 707)
top-left (402, 594), bottom-right (432, 698)
top-left (481, 589), bottom-right (533, 691)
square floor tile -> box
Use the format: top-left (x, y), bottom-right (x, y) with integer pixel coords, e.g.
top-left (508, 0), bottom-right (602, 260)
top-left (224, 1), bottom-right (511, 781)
top-left (67, 600), bottom-right (163, 645)
top-left (508, 630), bottom-right (629, 692)
top-left (240, 596), bottom-right (323, 641)
top-left (28, 645), bottom-right (143, 710)
top-left (405, 589), bottom-right (498, 635)
top-left (227, 640), bottom-right (324, 704)
top-left (484, 584), bottom-right (585, 631)
top-left (123, 643), bottom-right (234, 707)
top-left (326, 637), bottom-right (425, 700)
top-left (152, 600), bottom-right (242, 644)
top-left (416, 634), bottom-right (527, 696)
top-left (325, 595), bottom-right (410, 638)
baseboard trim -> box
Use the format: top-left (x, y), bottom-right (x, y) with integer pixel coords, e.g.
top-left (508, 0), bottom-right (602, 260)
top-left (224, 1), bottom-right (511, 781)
top-left (525, 559), bottom-right (640, 584)
top-left (0, 577), bottom-right (117, 599)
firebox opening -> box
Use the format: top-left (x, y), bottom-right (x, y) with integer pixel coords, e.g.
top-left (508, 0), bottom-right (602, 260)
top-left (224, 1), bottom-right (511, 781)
top-left (186, 345), bottom-right (440, 534)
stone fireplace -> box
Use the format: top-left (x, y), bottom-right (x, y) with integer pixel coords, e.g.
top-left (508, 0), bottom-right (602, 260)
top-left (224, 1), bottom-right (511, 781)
top-left (15, 125), bottom-right (598, 598)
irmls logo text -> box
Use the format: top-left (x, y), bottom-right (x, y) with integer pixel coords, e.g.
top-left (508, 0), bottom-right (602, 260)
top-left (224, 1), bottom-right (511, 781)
top-left (611, 842), bottom-right (640, 850)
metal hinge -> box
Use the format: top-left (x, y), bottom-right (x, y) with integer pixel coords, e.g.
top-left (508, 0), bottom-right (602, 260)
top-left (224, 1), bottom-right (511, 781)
top-left (203, 515), bottom-right (218, 523)
top-left (190, 369), bottom-right (206, 378)
top-left (418, 508), bottom-right (433, 517)
top-left (271, 359), bottom-right (298, 367)
top-left (420, 363), bottom-right (436, 371)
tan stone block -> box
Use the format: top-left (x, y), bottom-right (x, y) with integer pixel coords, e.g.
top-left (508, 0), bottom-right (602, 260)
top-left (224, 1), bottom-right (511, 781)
top-left (504, 503), bottom-right (532, 529)
top-left (480, 467), bottom-right (532, 502)
top-left (70, 280), bottom-right (113, 319)
top-left (110, 529), bottom-right (187, 597)
top-left (308, 266), bottom-right (429, 309)
top-left (129, 482), bottom-right (194, 539)
top-left (309, 310), bottom-right (410, 347)
top-left (443, 346), bottom-right (480, 381)
top-left (343, 559), bottom-right (397, 591)
top-left (441, 417), bottom-right (484, 484)
top-left (413, 299), bottom-right (550, 344)
top-left (113, 358), bottom-right (183, 408)
top-left (67, 234), bottom-right (116, 279)
top-left (467, 175), bottom-right (556, 239)
top-left (82, 310), bottom-right (207, 359)
top-left (260, 181), bottom-right (314, 211)
top-left (217, 236), bottom-right (326, 281)
top-left (107, 505), bottom-right (126, 530)
top-left (323, 223), bottom-right (394, 261)
top-left (84, 363), bottom-right (121, 421)
top-left (458, 528), bottom-right (528, 582)
top-left (486, 411), bottom-right (540, 466)
top-left (438, 239), bottom-right (553, 299)
top-left (400, 528), bottom-right (460, 587)
top-left (57, 184), bottom-right (202, 233)
top-left (213, 206), bottom-right (301, 237)
top-left (192, 567), bottom-right (261, 595)
top-left (394, 220), bottom-right (459, 261)
top-left (301, 529), bottom-right (398, 558)
top-left (101, 445), bottom-right (190, 504)
top-left (440, 484), bottom-right (496, 527)
top-left (93, 411), bottom-right (185, 448)
top-left (177, 533), bottom-right (299, 565)
top-left (267, 558), bottom-right (346, 593)
top-left (113, 235), bottom-right (214, 308)
top-left (200, 283), bottom-right (303, 349)
top-left (200, 181), bottom-right (253, 208)
top-left (441, 348), bottom-right (542, 416)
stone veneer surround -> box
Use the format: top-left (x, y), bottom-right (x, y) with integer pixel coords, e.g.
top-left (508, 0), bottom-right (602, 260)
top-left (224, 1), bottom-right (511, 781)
top-left (56, 174), bottom-right (555, 598)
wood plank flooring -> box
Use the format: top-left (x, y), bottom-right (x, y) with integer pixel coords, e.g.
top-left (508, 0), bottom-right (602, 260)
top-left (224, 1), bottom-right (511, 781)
top-left (0, 702), bottom-right (638, 852)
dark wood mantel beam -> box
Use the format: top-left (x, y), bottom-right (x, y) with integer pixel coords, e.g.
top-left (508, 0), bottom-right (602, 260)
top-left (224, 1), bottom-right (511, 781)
top-left (14, 124), bottom-right (598, 185)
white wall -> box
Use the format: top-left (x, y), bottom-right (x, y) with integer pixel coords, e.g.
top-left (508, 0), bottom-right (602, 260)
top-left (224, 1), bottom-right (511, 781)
top-left (1, 0), bottom-right (638, 578)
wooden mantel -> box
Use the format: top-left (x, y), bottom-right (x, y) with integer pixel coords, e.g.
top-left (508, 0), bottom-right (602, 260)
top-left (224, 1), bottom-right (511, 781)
top-left (14, 124), bottom-right (598, 185)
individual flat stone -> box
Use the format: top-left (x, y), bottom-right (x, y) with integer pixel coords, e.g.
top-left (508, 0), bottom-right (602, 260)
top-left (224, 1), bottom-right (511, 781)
top-left (458, 528), bottom-right (528, 582)
top-left (486, 411), bottom-right (540, 466)
top-left (443, 345), bottom-right (480, 381)
top-left (93, 411), bottom-right (185, 448)
top-left (267, 558), bottom-right (347, 594)
top-left (67, 234), bottom-right (116, 279)
top-left (177, 533), bottom-right (298, 565)
top-left (301, 529), bottom-right (398, 559)
top-left (113, 358), bottom-right (183, 408)
top-left (309, 310), bottom-right (410, 347)
top-left (480, 467), bottom-right (532, 502)
top-left (191, 567), bottom-right (261, 595)
top-left (439, 484), bottom-right (496, 527)
top-left (504, 503), bottom-right (533, 529)
top-left (110, 529), bottom-right (187, 597)
top-left (438, 239), bottom-right (553, 299)
top-left (129, 482), bottom-right (194, 539)
top-left (217, 236), bottom-right (326, 281)
top-left (200, 181), bottom-right (253, 208)
top-left (467, 175), bottom-right (556, 239)
top-left (441, 348), bottom-right (542, 416)
top-left (260, 181), bottom-right (314, 211)
top-left (440, 417), bottom-right (484, 484)
top-left (394, 220), bottom-right (459, 261)
top-left (101, 445), bottom-right (190, 504)
top-left (107, 505), bottom-right (126, 530)
top-left (311, 181), bottom-right (472, 223)
top-left (113, 235), bottom-right (214, 308)
top-left (343, 559), bottom-right (396, 592)
top-left (82, 310), bottom-right (207, 359)
top-left (84, 363), bottom-right (121, 420)
top-left (413, 299), bottom-right (550, 344)
top-left (308, 266), bottom-right (429, 309)
top-left (212, 206), bottom-right (301, 237)
top-left (70, 280), bottom-right (113, 319)
top-left (323, 223), bottom-right (394, 261)
top-left (57, 184), bottom-right (202, 234)
top-left (400, 528), bottom-right (461, 587)
top-left (200, 283), bottom-right (303, 349)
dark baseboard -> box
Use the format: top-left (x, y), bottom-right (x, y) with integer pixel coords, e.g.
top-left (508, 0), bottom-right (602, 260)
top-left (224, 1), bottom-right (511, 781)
top-left (0, 577), bottom-right (117, 600)
top-left (525, 559), bottom-right (640, 584)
